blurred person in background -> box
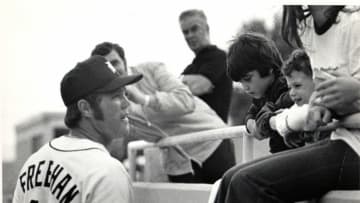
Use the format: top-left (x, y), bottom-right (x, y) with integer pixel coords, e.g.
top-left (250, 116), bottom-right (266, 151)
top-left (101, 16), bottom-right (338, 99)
top-left (179, 9), bottom-right (233, 123)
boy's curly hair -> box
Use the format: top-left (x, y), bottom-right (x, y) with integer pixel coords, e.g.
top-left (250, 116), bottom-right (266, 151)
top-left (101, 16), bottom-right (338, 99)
top-left (282, 49), bottom-right (312, 77)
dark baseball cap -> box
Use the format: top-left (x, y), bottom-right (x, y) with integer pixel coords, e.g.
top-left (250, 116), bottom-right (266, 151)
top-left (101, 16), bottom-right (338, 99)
top-left (61, 55), bottom-right (142, 106)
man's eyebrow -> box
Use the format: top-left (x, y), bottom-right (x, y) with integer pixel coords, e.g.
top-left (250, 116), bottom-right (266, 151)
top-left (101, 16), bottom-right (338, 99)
top-left (183, 24), bottom-right (198, 32)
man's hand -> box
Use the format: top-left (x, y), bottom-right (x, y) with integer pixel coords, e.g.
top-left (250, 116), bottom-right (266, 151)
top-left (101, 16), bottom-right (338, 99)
top-left (126, 85), bottom-right (146, 105)
top-left (126, 85), bottom-right (161, 110)
top-left (181, 74), bottom-right (214, 95)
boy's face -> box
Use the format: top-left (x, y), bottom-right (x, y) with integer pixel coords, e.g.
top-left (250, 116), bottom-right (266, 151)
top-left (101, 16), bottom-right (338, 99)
top-left (286, 70), bottom-right (315, 106)
top-left (239, 70), bottom-right (274, 99)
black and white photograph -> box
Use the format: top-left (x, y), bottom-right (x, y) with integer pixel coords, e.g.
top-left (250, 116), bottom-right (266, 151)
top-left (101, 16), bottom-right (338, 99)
top-left (2, 1), bottom-right (360, 202)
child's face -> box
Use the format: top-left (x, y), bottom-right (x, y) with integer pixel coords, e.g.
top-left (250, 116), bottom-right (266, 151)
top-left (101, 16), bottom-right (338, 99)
top-left (286, 70), bottom-right (315, 106)
top-left (239, 70), bottom-right (274, 99)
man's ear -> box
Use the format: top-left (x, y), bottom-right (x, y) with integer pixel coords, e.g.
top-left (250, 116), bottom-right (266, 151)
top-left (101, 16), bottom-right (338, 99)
top-left (77, 99), bottom-right (93, 118)
top-left (205, 24), bottom-right (210, 32)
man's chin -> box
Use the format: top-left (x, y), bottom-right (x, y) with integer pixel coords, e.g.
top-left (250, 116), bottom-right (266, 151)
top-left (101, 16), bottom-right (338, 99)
top-left (125, 124), bottom-right (130, 137)
top-left (188, 44), bottom-right (198, 51)
top-left (116, 122), bottom-right (130, 138)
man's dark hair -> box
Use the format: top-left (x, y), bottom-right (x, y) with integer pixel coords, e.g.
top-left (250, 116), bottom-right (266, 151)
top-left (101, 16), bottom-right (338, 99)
top-left (91, 42), bottom-right (127, 69)
top-left (64, 93), bottom-right (103, 128)
top-left (282, 49), bottom-right (312, 77)
top-left (227, 32), bottom-right (283, 81)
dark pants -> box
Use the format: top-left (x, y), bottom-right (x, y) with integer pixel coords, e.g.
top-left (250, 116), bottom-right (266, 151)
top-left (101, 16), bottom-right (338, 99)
top-left (270, 134), bottom-right (293, 153)
top-left (215, 139), bottom-right (360, 203)
top-left (168, 139), bottom-right (236, 184)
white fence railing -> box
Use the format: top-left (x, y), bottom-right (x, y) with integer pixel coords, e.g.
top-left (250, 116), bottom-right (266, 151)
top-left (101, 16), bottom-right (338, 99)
top-left (127, 125), bottom-right (252, 181)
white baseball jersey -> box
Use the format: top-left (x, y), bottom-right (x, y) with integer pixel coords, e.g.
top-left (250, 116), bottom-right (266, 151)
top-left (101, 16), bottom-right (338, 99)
top-left (13, 135), bottom-right (134, 203)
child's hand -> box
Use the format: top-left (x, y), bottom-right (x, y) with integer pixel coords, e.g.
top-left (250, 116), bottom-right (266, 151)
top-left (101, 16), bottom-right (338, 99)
top-left (247, 119), bottom-right (264, 140)
top-left (246, 119), bottom-right (256, 134)
top-left (305, 105), bottom-right (332, 131)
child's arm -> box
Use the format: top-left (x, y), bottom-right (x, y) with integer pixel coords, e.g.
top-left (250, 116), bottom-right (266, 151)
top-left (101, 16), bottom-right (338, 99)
top-left (255, 92), bottom-right (294, 140)
top-left (245, 102), bottom-right (269, 139)
top-left (273, 104), bottom-right (310, 136)
top-left (269, 105), bottom-right (310, 148)
top-left (244, 103), bottom-right (261, 133)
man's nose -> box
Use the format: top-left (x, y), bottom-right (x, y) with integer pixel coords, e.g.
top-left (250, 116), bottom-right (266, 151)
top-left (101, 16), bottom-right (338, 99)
top-left (122, 96), bottom-right (130, 109)
top-left (185, 31), bottom-right (194, 38)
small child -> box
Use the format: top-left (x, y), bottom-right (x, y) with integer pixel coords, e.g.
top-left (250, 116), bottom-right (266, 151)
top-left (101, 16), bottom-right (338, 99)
top-left (271, 49), bottom-right (360, 143)
top-left (227, 32), bottom-right (292, 153)
top-left (269, 49), bottom-right (330, 146)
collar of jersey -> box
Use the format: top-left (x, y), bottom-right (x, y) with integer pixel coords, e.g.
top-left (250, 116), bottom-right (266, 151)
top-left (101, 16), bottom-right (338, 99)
top-left (49, 135), bottom-right (109, 153)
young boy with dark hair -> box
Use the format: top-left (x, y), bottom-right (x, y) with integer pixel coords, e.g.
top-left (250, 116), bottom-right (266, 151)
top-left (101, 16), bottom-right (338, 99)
top-left (227, 32), bottom-right (293, 153)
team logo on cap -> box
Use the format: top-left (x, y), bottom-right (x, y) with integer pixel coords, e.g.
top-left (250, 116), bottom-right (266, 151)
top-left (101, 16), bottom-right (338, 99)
top-left (105, 61), bottom-right (117, 73)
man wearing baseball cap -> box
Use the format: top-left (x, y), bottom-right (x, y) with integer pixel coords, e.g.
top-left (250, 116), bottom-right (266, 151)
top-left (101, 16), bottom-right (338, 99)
top-left (12, 55), bottom-right (142, 203)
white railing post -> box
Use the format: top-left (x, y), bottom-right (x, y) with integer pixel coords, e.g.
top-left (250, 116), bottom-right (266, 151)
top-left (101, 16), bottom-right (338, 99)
top-left (128, 147), bottom-right (137, 181)
top-left (242, 135), bottom-right (254, 163)
top-left (128, 140), bottom-right (155, 181)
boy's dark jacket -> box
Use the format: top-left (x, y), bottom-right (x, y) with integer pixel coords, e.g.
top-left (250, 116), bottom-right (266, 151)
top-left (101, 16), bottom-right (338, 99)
top-left (244, 76), bottom-right (295, 153)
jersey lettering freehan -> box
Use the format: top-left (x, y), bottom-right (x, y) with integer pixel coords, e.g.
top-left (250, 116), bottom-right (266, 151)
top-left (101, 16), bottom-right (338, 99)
top-left (18, 159), bottom-right (79, 203)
